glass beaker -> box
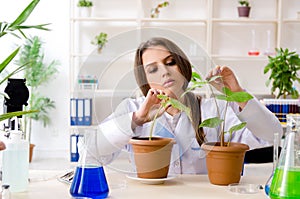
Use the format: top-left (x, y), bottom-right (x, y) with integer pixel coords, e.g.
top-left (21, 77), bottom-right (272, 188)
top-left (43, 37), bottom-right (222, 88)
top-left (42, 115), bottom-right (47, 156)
top-left (264, 132), bottom-right (279, 196)
top-left (269, 114), bottom-right (300, 199)
top-left (70, 129), bottom-right (109, 199)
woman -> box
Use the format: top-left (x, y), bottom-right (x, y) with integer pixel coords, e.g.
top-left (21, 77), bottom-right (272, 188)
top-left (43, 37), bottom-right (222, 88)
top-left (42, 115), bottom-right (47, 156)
top-left (94, 37), bottom-right (282, 174)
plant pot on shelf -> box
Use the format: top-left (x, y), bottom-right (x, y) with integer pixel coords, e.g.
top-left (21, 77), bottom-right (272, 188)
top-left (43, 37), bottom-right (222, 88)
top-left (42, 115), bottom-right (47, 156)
top-left (201, 142), bottom-right (249, 185)
top-left (29, 143), bottom-right (35, 163)
top-left (238, 6), bottom-right (251, 17)
top-left (78, 7), bottom-right (92, 17)
top-left (129, 137), bottom-right (174, 179)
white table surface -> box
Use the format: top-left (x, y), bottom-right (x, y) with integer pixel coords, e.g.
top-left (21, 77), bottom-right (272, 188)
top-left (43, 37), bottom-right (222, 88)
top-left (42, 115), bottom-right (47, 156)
top-left (10, 163), bottom-right (272, 199)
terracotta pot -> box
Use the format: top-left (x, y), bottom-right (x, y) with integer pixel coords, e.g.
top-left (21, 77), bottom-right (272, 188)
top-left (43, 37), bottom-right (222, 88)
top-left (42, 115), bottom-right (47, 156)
top-left (29, 143), bottom-right (35, 163)
top-left (129, 137), bottom-right (174, 179)
top-left (238, 6), bottom-right (251, 17)
top-left (201, 142), bottom-right (249, 185)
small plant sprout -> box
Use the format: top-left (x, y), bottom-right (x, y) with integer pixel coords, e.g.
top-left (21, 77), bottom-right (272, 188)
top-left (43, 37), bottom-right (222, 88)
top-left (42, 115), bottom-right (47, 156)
top-left (148, 94), bottom-right (191, 141)
top-left (77, 0), bottom-right (93, 7)
top-left (184, 70), bottom-right (253, 147)
top-left (238, 0), bottom-right (250, 7)
top-left (91, 32), bottom-right (108, 52)
top-left (151, 1), bottom-right (170, 18)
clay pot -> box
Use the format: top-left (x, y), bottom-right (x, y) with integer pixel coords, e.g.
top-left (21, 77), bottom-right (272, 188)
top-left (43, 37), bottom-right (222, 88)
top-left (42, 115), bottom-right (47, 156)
top-left (238, 6), bottom-right (251, 17)
top-left (129, 137), bottom-right (174, 179)
top-left (29, 143), bottom-right (35, 163)
top-left (201, 142), bottom-right (249, 185)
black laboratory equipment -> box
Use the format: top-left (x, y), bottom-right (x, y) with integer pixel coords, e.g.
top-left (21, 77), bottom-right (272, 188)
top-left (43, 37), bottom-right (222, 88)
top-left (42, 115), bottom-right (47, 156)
top-left (3, 78), bottom-right (29, 130)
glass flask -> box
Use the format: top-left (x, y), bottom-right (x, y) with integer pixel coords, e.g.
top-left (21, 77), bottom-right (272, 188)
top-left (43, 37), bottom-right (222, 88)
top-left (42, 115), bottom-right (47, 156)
top-left (264, 132), bottom-right (279, 196)
top-left (70, 129), bottom-right (109, 199)
top-left (269, 114), bottom-right (300, 199)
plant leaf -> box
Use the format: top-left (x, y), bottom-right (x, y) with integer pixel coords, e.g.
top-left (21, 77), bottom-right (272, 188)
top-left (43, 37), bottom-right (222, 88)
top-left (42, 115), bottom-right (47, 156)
top-left (0, 110), bottom-right (38, 122)
top-left (8, 0), bottom-right (40, 30)
top-left (157, 94), bottom-right (191, 121)
top-left (228, 122), bottom-right (247, 135)
top-left (199, 117), bottom-right (223, 128)
top-left (0, 47), bottom-right (20, 73)
top-left (217, 87), bottom-right (253, 102)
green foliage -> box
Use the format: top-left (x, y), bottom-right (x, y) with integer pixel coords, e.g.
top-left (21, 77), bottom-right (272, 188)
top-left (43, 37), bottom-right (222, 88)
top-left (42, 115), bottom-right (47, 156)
top-left (28, 93), bottom-right (55, 127)
top-left (15, 36), bottom-right (59, 136)
top-left (91, 32), bottom-right (108, 47)
top-left (189, 71), bottom-right (253, 147)
top-left (238, 0), bottom-right (250, 7)
top-left (148, 94), bottom-right (191, 141)
top-left (151, 1), bottom-right (170, 18)
top-left (0, 0), bottom-right (50, 122)
top-left (17, 36), bottom-right (59, 88)
top-left (264, 48), bottom-right (300, 99)
top-left (77, 0), bottom-right (93, 7)
top-left (148, 70), bottom-right (253, 146)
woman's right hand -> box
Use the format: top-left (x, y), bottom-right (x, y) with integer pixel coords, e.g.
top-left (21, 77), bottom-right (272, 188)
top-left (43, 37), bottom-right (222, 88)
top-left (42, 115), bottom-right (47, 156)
top-left (133, 88), bottom-right (166, 126)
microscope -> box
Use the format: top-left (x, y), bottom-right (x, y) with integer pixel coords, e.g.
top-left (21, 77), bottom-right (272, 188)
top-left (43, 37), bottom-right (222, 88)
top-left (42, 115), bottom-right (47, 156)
top-left (3, 78), bottom-right (29, 132)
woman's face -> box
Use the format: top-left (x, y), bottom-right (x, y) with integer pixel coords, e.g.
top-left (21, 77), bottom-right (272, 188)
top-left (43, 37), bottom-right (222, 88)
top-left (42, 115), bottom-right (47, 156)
top-left (142, 45), bottom-right (186, 98)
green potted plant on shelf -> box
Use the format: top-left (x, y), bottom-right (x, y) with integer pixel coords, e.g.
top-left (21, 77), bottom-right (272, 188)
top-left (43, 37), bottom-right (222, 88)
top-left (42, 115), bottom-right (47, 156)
top-left (264, 48), bottom-right (300, 99)
top-left (91, 32), bottom-right (108, 53)
top-left (77, 0), bottom-right (93, 17)
top-left (15, 36), bottom-right (59, 161)
top-left (150, 1), bottom-right (170, 18)
top-left (129, 95), bottom-right (190, 179)
top-left (184, 71), bottom-right (252, 185)
top-left (237, 0), bottom-right (251, 17)
top-left (0, 0), bottom-right (49, 122)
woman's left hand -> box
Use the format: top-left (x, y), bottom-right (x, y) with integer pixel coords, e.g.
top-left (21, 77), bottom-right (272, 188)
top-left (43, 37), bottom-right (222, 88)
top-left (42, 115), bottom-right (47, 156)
top-left (206, 65), bottom-right (244, 93)
top-left (206, 65), bottom-right (248, 109)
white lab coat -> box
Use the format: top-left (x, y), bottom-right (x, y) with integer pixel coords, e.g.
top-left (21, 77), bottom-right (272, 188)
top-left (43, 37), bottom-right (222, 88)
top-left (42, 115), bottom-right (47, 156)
top-left (92, 95), bottom-right (283, 174)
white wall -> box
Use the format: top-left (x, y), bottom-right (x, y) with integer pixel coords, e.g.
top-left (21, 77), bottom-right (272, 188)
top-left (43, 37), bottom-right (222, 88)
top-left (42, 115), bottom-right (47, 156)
top-left (0, 0), bottom-right (70, 160)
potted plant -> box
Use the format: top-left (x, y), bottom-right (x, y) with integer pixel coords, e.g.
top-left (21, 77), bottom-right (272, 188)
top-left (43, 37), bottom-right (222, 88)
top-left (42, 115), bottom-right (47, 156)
top-left (91, 32), bottom-right (108, 53)
top-left (237, 0), bottom-right (251, 18)
top-left (15, 36), bottom-right (59, 162)
top-left (77, 0), bottom-right (93, 17)
top-left (184, 71), bottom-right (252, 185)
top-left (0, 0), bottom-right (49, 123)
top-left (129, 95), bottom-right (190, 179)
top-left (264, 48), bottom-right (300, 99)
top-left (150, 1), bottom-right (170, 18)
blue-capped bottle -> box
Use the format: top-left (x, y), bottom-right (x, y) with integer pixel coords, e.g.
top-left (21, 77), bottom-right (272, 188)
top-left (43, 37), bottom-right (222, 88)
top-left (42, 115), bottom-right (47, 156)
top-left (70, 129), bottom-right (109, 199)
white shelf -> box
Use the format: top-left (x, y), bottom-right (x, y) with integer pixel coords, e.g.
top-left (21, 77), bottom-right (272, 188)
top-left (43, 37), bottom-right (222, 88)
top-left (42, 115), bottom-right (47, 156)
top-left (212, 18), bottom-right (277, 23)
top-left (71, 89), bottom-right (139, 97)
top-left (70, 125), bottom-right (98, 130)
top-left (71, 17), bottom-right (138, 22)
top-left (282, 19), bottom-right (300, 23)
top-left (69, 0), bottom-right (300, 131)
top-left (211, 55), bottom-right (269, 61)
top-left (141, 18), bottom-right (207, 23)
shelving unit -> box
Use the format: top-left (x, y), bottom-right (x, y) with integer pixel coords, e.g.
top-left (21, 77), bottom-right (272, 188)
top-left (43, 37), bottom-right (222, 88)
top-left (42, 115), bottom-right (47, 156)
top-left (69, 0), bottom-right (300, 128)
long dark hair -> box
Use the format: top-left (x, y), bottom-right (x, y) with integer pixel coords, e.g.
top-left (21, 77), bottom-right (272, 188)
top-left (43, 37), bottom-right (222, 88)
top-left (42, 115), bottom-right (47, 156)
top-left (133, 37), bottom-right (206, 146)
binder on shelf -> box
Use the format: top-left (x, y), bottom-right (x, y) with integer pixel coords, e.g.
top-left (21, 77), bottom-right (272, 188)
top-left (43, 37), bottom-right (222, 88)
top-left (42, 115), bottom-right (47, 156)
top-left (70, 134), bottom-right (85, 162)
top-left (83, 98), bottom-right (92, 126)
top-left (70, 134), bottom-right (79, 162)
top-left (70, 98), bottom-right (77, 126)
top-left (77, 98), bottom-right (84, 125)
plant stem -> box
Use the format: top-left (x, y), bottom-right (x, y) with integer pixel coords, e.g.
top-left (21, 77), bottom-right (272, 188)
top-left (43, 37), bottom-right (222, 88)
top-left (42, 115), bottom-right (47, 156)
top-left (208, 84), bottom-right (223, 143)
top-left (208, 84), bottom-right (221, 117)
top-left (219, 100), bottom-right (229, 147)
top-left (149, 105), bottom-right (164, 141)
